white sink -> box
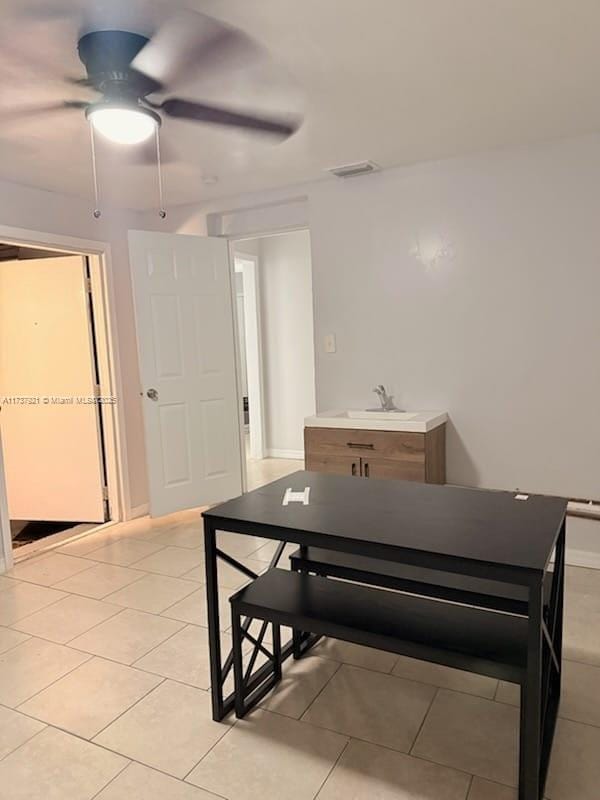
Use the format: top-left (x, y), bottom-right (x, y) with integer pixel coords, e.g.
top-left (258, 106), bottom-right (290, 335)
top-left (305, 409), bottom-right (448, 433)
top-left (344, 410), bottom-right (418, 421)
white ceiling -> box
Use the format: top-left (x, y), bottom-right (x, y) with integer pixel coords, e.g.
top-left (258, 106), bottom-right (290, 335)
top-left (2, 0), bottom-right (600, 210)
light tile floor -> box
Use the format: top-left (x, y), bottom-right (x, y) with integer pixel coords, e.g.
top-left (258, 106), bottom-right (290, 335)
top-left (1, 462), bottom-right (599, 798)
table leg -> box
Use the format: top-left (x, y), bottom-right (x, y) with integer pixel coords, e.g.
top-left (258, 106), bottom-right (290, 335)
top-left (519, 576), bottom-right (543, 800)
top-left (204, 518), bottom-right (226, 721)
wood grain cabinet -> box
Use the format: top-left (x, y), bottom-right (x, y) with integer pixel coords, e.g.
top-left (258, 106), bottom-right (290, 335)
top-left (304, 424), bottom-right (446, 484)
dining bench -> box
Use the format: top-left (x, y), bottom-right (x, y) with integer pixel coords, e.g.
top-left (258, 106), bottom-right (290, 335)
top-left (229, 566), bottom-right (529, 719)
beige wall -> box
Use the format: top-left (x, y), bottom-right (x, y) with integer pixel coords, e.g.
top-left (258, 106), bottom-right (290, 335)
top-left (0, 179), bottom-right (151, 514)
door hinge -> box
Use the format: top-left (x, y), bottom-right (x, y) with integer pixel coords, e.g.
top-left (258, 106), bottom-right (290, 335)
top-left (85, 277), bottom-right (93, 294)
top-left (102, 485), bottom-right (109, 501)
top-left (94, 384), bottom-right (102, 398)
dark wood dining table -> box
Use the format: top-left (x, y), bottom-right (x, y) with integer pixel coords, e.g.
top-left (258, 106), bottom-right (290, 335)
top-left (202, 471), bottom-right (567, 800)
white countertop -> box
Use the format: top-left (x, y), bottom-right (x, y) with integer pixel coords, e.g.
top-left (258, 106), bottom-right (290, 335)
top-left (304, 409), bottom-right (448, 433)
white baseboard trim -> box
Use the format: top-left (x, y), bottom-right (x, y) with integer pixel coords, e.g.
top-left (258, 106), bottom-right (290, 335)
top-left (266, 449), bottom-right (304, 460)
top-left (127, 503), bottom-right (149, 521)
top-left (566, 548), bottom-right (600, 570)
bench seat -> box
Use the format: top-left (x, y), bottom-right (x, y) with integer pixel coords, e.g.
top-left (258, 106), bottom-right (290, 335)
top-left (289, 546), bottom-right (547, 615)
top-left (230, 567), bottom-right (528, 717)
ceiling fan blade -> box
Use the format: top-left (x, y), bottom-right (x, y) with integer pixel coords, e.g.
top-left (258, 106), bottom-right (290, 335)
top-left (131, 10), bottom-right (262, 94)
top-left (160, 99), bottom-right (299, 138)
top-left (1, 100), bottom-right (88, 121)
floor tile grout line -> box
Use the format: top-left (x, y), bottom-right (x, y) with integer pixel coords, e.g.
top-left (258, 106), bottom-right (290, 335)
top-left (313, 736), bottom-right (351, 799)
top-left (4, 713), bottom-right (233, 794)
top-left (408, 686), bottom-right (439, 756)
top-left (8, 561), bottom-right (103, 588)
top-left (299, 659), bottom-right (343, 721)
top-left (180, 713), bottom-right (237, 784)
top-left (54, 568), bottom-right (163, 602)
top-left (88, 758), bottom-right (132, 800)
top-left (9, 595), bottom-right (195, 647)
top-left (219, 703), bottom-right (484, 786)
top-left (1, 589), bottom-right (75, 628)
top-left (9, 649), bottom-right (95, 711)
top-left (465, 773), bottom-right (475, 799)
top-left (128, 619), bottom-right (208, 671)
top-left (89, 676), bottom-right (168, 742)
top-left (9, 605), bottom-right (164, 650)
top-left (2, 623), bottom-right (216, 688)
top-left (12, 602), bottom-right (126, 648)
top-left (101, 574), bottom-right (201, 615)
top-left (0, 717), bottom-right (48, 764)
top-left (0, 630), bottom-right (33, 656)
top-left (10, 667), bottom-right (168, 742)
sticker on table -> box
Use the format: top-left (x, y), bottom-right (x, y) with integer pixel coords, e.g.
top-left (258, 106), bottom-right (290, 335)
top-left (283, 487), bottom-right (311, 506)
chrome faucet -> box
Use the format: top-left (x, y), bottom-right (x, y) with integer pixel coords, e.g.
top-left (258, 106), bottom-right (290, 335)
top-left (373, 385), bottom-right (399, 411)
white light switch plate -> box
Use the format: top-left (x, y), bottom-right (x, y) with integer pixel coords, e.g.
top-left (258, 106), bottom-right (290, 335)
top-left (324, 333), bottom-right (336, 353)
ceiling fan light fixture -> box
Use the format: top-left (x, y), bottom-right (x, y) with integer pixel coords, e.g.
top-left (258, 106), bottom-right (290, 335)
top-left (86, 103), bottom-right (160, 145)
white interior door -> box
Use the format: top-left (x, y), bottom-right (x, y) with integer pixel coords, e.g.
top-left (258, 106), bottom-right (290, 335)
top-left (0, 255), bottom-right (106, 522)
top-left (129, 230), bottom-right (243, 518)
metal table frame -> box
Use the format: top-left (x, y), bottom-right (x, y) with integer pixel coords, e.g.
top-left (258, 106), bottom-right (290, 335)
top-left (203, 479), bottom-right (565, 800)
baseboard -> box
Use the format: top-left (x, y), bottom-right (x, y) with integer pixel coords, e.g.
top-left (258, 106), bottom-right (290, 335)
top-left (266, 449), bottom-right (304, 460)
top-left (127, 503), bottom-right (149, 521)
top-left (566, 548), bottom-right (600, 570)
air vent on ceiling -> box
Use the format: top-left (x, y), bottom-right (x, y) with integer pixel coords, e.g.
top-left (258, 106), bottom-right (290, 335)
top-left (326, 160), bottom-right (380, 179)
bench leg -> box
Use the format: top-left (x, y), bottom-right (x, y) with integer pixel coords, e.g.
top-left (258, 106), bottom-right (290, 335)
top-left (272, 623), bottom-right (282, 681)
top-left (231, 603), bottom-right (246, 720)
top-left (292, 627), bottom-right (303, 660)
top-left (291, 547), bottom-right (323, 659)
top-left (230, 612), bottom-right (285, 719)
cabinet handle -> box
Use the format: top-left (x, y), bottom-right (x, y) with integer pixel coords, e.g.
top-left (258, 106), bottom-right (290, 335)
top-left (351, 462), bottom-right (357, 476)
top-left (364, 462), bottom-right (370, 478)
top-left (346, 442), bottom-right (374, 450)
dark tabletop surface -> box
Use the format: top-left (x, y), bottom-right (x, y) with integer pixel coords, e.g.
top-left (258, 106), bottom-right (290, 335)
top-left (203, 471), bottom-right (567, 574)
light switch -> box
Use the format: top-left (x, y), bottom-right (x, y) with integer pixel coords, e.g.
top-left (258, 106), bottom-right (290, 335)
top-left (324, 333), bottom-right (336, 353)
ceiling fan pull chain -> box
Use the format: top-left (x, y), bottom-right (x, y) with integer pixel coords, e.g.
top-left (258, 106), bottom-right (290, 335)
top-left (155, 126), bottom-right (167, 219)
top-left (89, 124), bottom-right (101, 219)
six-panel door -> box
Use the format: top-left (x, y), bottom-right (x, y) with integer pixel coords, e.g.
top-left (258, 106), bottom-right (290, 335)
top-left (129, 231), bottom-right (243, 517)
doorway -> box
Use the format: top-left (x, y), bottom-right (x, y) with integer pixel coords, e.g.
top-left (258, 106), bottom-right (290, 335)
top-left (232, 230), bottom-right (316, 491)
top-left (0, 241), bottom-right (118, 562)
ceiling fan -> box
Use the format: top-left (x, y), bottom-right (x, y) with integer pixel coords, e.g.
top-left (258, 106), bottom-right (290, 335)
top-left (4, 13), bottom-right (301, 214)
top-left (12, 22), bottom-right (300, 145)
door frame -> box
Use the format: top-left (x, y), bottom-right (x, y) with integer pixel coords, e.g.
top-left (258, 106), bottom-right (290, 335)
top-left (0, 224), bottom-right (128, 570)
top-left (233, 252), bottom-right (266, 463)
top-left (227, 226), bottom-right (314, 491)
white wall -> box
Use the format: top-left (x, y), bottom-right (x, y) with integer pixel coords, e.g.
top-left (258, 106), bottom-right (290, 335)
top-left (308, 139), bottom-right (600, 499)
top-left (199, 136), bottom-right (600, 502)
top-left (258, 230), bottom-right (316, 456)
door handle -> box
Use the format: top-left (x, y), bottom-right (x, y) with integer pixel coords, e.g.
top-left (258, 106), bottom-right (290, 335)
top-left (364, 462), bottom-right (370, 478)
top-left (346, 442), bottom-right (374, 450)
top-left (146, 388), bottom-right (159, 401)
top-left (351, 462), bottom-right (357, 476)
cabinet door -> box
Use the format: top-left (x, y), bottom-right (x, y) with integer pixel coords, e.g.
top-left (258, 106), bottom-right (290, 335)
top-left (306, 453), bottom-right (360, 477)
top-left (361, 457), bottom-right (425, 482)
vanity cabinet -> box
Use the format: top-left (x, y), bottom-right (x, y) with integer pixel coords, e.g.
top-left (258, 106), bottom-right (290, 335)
top-left (304, 424), bottom-right (446, 484)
